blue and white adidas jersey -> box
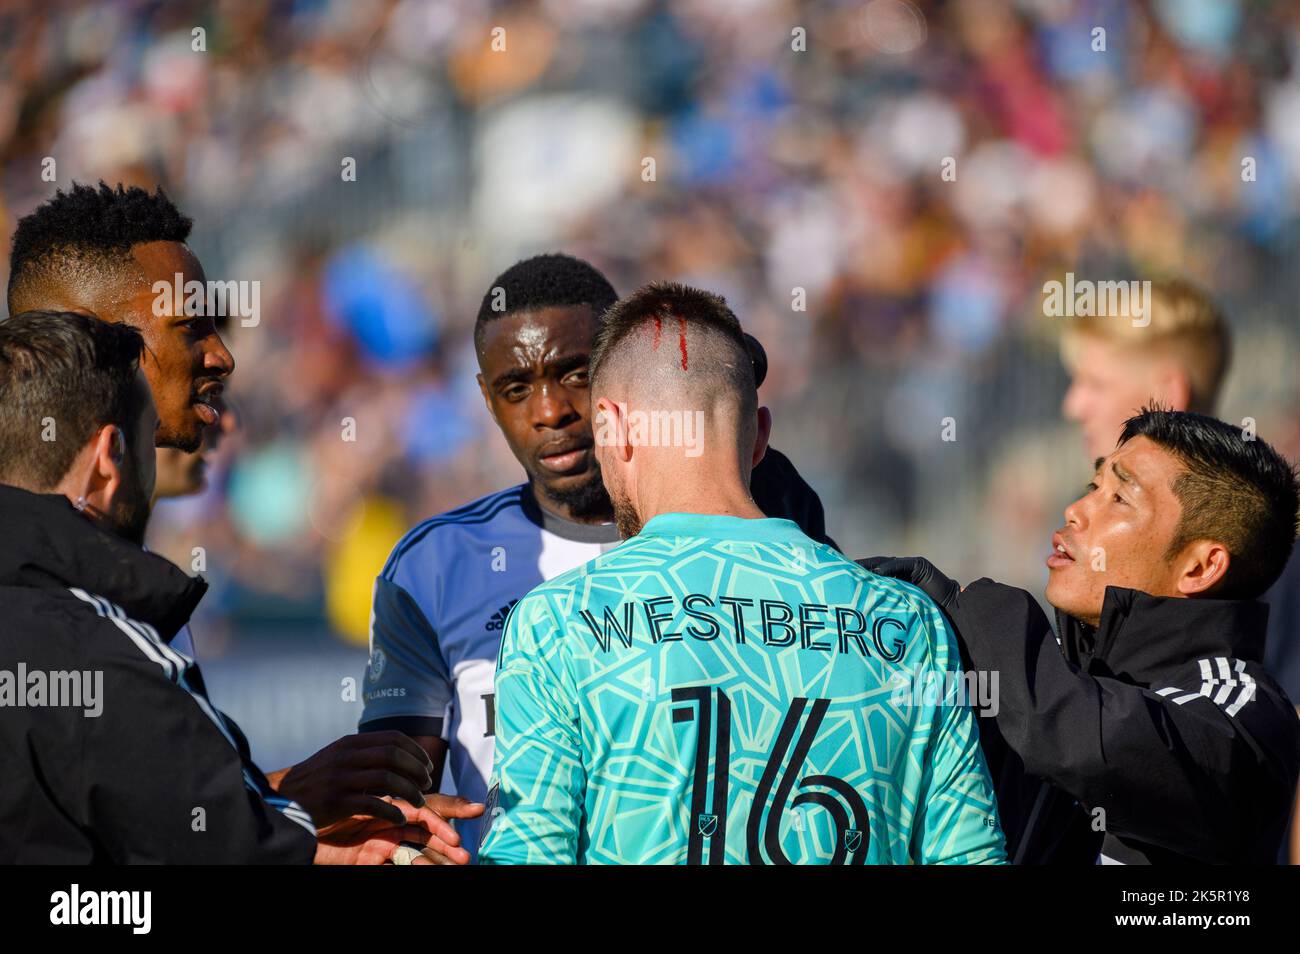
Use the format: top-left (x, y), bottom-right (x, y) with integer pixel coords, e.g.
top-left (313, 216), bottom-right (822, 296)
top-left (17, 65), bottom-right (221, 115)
top-left (359, 483), bottom-right (620, 859)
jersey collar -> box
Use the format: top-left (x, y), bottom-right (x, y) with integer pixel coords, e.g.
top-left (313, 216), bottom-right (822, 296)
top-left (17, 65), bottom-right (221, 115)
top-left (638, 512), bottom-right (806, 542)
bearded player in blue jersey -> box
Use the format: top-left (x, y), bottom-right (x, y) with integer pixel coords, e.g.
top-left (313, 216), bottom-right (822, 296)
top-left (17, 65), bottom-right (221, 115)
top-left (479, 283), bottom-right (1005, 865)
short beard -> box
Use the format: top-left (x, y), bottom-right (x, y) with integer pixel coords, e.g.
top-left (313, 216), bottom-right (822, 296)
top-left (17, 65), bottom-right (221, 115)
top-left (155, 417), bottom-right (202, 454)
top-left (544, 465), bottom-right (613, 522)
top-left (110, 481), bottom-right (153, 546)
top-left (610, 487), bottom-right (642, 539)
top-left (113, 496), bottom-right (153, 548)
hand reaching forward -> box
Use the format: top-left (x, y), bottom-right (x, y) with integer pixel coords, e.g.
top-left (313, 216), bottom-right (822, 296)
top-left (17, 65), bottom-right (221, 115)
top-left (857, 555), bottom-right (961, 611)
top-left (268, 731), bottom-right (436, 829)
top-left (313, 795), bottom-right (485, 865)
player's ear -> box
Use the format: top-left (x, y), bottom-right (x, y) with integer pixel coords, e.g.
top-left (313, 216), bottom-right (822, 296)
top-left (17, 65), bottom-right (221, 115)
top-left (82, 423), bottom-right (126, 515)
top-left (1176, 540), bottom-right (1230, 596)
top-left (594, 396), bottom-right (631, 462)
top-left (476, 372), bottom-right (500, 426)
top-left (752, 406), bottom-right (772, 469)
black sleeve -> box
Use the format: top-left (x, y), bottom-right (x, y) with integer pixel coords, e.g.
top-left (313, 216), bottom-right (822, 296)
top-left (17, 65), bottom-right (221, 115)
top-left (751, 446), bottom-right (838, 550)
top-left (79, 638), bottom-right (317, 864)
top-left (949, 579), bottom-right (1298, 863)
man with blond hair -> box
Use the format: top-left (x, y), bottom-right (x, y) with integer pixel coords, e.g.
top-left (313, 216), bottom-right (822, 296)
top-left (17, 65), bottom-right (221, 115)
top-left (1060, 277), bottom-right (1231, 461)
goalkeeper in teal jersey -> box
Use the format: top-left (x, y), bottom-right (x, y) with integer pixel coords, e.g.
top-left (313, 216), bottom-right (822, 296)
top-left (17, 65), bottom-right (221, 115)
top-left (478, 283), bottom-right (1005, 865)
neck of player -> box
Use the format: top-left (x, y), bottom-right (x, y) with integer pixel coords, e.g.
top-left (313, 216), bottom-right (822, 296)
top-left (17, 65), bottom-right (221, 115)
top-left (635, 456), bottom-right (765, 523)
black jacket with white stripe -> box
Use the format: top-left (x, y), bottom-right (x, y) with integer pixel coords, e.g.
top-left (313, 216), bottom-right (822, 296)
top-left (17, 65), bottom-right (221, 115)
top-left (950, 580), bottom-right (1300, 864)
top-left (0, 485), bottom-right (317, 863)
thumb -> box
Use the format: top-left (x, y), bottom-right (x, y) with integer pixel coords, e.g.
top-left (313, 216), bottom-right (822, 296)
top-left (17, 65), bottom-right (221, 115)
top-left (857, 556), bottom-right (919, 581)
top-left (856, 556), bottom-right (899, 573)
top-left (426, 794), bottom-right (485, 819)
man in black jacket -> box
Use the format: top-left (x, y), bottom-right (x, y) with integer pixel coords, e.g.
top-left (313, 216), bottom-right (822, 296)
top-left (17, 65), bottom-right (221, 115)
top-left (864, 408), bottom-right (1300, 864)
top-left (0, 312), bottom-right (473, 863)
top-left (6, 182), bottom-right (481, 855)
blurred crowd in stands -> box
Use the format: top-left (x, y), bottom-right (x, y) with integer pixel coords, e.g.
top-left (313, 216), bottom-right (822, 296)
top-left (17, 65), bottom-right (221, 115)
top-left (2, 1), bottom-right (1298, 761)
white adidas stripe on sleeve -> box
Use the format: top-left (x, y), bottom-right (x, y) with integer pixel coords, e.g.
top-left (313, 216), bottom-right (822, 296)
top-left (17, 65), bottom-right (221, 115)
top-left (1153, 656), bottom-right (1257, 720)
top-left (68, 587), bottom-right (317, 837)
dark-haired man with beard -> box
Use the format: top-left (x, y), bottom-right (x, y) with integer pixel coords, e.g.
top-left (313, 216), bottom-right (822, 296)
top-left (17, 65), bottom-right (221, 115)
top-left (0, 310), bottom-right (294, 863)
top-left (0, 312), bottom-right (477, 864)
top-left (478, 282), bottom-right (1003, 865)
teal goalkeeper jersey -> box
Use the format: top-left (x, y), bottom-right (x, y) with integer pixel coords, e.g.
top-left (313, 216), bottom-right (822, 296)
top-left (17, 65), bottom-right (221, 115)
top-left (478, 513), bottom-right (1006, 865)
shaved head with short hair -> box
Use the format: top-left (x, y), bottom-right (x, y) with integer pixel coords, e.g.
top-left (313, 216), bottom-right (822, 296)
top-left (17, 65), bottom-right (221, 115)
top-left (7, 181), bottom-right (193, 317)
top-left (7, 181), bottom-right (235, 452)
top-left (590, 282), bottom-right (769, 537)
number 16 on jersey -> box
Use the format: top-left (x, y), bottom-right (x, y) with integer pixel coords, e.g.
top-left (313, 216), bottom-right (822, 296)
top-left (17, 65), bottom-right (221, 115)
top-left (672, 686), bottom-right (870, 865)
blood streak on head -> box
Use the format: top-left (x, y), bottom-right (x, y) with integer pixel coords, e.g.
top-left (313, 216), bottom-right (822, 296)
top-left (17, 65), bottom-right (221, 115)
top-left (652, 317), bottom-right (662, 350)
top-left (678, 315), bottom-right (688, 370)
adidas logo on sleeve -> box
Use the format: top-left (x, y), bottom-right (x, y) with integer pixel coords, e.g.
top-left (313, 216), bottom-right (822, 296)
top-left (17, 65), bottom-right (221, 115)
top-left (484, 600), bottom-right (519, 632)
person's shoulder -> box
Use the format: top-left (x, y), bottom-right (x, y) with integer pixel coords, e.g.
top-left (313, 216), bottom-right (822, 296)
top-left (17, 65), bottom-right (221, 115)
top-left (1151, 654), bottom-right (1300, 794)
top-left (0, 585), bottom-right (97, 653)
top-left (379, 484), bottom-right (527, 583)
top-left (754, 445), bottom-right (798, 478)
top-left (1160, 653), bottom-right (1299, 730)
top-left (0, 584), bottom-right (176, 675)
top-left (809, 544), bottom-right (942, 615)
